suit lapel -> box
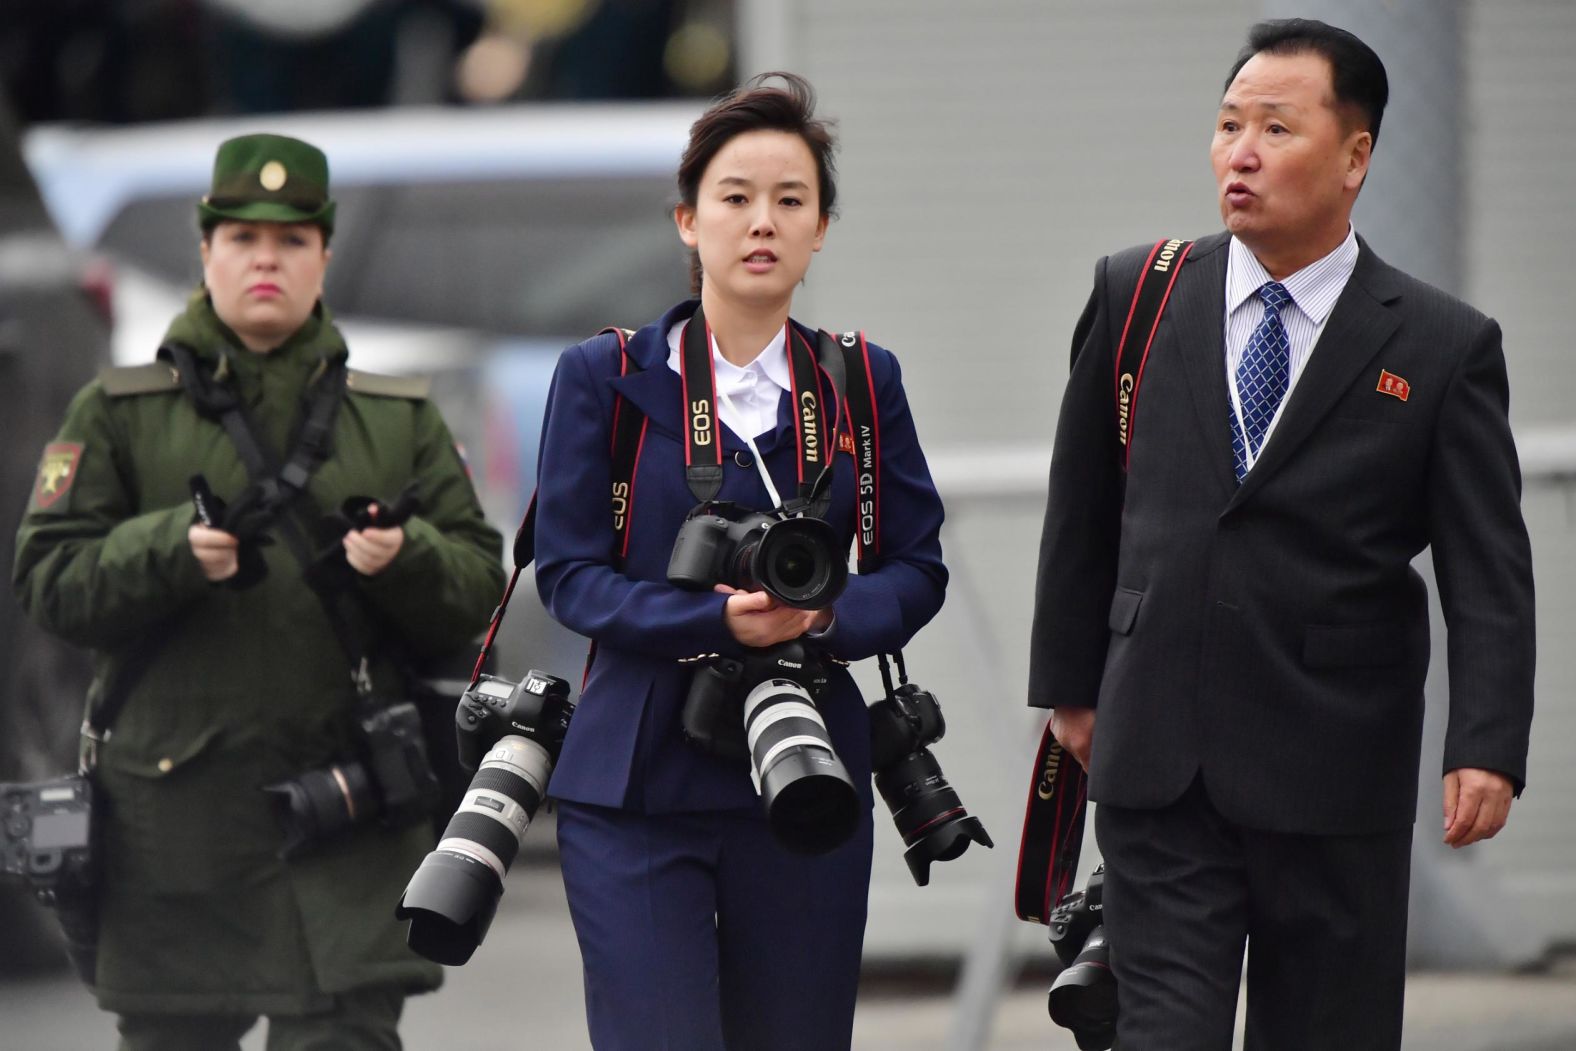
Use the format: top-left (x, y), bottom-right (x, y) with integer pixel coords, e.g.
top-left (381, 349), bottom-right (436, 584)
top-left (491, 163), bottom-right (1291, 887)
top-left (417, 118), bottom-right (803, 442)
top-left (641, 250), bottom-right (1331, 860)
top-left (1228, 241), bottom-right (1401, 509)
top-left (1165, 234), bottom-right (1239, 500)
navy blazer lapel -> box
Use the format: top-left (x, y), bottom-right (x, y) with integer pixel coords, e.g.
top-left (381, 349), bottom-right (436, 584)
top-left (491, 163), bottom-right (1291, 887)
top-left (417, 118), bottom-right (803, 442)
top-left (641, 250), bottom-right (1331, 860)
top-left (1228, 239), bottom-right (1402, 508)
top-left (607, 307), bottom-right (688, 443)
top-left (1164, 234), bottom-right (1238, 499)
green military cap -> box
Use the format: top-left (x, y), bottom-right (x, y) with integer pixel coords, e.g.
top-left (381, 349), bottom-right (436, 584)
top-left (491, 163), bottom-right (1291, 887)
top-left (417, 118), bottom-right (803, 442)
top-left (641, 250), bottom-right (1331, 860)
top-left (197, 133), bottom-right (336, 234)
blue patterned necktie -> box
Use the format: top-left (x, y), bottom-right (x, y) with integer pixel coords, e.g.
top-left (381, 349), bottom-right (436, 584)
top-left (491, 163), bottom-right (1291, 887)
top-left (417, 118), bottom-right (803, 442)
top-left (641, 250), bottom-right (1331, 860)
top-left (1230, 281), bottom-right (1293, 481)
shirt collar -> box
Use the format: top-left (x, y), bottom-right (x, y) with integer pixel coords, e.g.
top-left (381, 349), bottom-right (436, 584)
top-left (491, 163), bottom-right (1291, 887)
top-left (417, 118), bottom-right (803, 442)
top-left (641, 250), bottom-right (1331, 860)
top-left (1226, 225), bottom-right (1359, 325)
top-left (666, 321), bottom-right (793, 392)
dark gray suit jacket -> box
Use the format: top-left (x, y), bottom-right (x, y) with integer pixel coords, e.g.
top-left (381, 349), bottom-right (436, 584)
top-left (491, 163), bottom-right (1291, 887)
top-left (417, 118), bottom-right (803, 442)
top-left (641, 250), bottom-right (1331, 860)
top-left (1028, 233), bottom-right (1535, 835)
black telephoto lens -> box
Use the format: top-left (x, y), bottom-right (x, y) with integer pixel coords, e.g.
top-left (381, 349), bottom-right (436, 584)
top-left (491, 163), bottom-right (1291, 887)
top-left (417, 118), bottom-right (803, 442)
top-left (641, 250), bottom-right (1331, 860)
top-left (743, 678), bottom-right (859, 854)
top-left (1047, 924), bottom-right (1117, 1050)
top-left (264, 763), bottom-right (376, 858)
top-left (873, 749), bottom-right (993, 886)
top-left (396, 734), bottom-right (552, 965)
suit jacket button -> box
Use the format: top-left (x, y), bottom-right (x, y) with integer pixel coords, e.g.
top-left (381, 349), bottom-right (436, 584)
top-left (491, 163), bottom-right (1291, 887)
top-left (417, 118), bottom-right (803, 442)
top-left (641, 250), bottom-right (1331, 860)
top-left (734, 450), bottom-right (753, 468)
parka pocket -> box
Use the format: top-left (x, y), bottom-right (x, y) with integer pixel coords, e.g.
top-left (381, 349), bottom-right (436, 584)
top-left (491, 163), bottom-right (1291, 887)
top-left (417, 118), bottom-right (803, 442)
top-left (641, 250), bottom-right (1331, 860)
top-left (98, 727), bottom-right (277, 895)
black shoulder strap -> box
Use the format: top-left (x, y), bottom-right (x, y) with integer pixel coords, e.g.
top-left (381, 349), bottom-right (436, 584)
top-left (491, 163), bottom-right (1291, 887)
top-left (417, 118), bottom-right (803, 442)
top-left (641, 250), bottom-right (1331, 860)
top-left (819, 330), bottom-right (879, 568)
top-left (606, 328), bottom-right (646, 568)
top-left (85, 343), bottom-right (354, 757)
top-left (1114, 238), bottom-right (1192, 471)
top-left (163, 342), bottom-right (370, 686)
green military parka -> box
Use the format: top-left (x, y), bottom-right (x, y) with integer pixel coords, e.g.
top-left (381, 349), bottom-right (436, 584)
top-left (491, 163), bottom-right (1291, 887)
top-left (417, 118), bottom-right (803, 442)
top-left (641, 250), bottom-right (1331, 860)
top-left (12, 290), bottom-right (504, 1015)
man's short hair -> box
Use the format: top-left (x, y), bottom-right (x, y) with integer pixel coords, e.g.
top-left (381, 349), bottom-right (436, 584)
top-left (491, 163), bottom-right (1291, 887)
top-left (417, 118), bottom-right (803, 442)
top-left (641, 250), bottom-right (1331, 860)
top-left (1225, 18), bottom-right (1389, 147)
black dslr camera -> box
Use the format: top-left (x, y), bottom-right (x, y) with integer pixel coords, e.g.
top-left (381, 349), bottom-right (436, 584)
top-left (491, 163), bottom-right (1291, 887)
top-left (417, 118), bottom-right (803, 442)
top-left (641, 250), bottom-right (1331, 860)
top-left (681, 640), bottom-right (860, 856)
top-left (397, 670), bottom-right (574, 966)
top-left (668, 501), bottom-right (848, 610)
top-left (265, 700), bottom-right (439, 858)
top-left (868, 682), bottom-right (993, 886)
top-left (1047, 863), bottom-right (1116, 1050)
top-left (1, 776), bottom-right (99, 982)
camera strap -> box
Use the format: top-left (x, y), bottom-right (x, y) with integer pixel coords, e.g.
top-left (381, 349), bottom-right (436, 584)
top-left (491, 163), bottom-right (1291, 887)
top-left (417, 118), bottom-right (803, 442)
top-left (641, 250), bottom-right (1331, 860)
top-left (163, 342), bottom-right (375, 697)
top-left (679, 304), bottom-right (836, 518)
top-left (475, 326), bottom-right (643, 690)
top-left (816, 330), bottom-right (878, 564)
top-left (1012, 717), bottom-right (1089, 925)
top-left (1114, 238), bottom-right (1193, 471)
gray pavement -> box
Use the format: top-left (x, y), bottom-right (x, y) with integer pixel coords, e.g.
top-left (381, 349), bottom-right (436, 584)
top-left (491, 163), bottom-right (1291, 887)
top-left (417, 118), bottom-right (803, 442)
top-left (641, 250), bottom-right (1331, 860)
top-left (3, 858), bottom-right (1575, 1050)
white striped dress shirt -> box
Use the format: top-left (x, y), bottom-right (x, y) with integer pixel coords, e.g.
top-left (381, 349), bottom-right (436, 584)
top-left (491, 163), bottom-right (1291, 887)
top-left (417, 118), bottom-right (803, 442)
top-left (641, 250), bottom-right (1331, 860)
top-left (1224, 227), bottom-right (1360, 468)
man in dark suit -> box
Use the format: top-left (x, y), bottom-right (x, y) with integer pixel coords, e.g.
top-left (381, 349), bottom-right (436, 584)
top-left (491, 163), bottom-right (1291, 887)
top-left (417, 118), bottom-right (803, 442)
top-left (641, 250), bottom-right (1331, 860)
top-left (1028, 18), bottom-right (1535, 1050)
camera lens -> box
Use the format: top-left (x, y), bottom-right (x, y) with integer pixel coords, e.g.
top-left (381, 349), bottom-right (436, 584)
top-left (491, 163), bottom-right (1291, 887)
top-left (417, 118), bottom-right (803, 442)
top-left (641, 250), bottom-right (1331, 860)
top-left (747, 517), bottom-right (848, 610)
top-left (743, 678), bottom-right (859, 855)
top-left (1047, 924), bottom-right (1118, 1050)
top-left (265, 762), bottom-right (376, 858)
top-left (397, 734), bottom-right (553, 965)
top-left (874, 749), bottom-right (994, 886)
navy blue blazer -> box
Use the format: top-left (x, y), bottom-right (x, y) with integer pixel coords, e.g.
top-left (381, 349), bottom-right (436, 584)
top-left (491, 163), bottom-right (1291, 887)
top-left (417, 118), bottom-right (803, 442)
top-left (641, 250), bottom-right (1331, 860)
top-left (534, 301), bottom-right (948, 813)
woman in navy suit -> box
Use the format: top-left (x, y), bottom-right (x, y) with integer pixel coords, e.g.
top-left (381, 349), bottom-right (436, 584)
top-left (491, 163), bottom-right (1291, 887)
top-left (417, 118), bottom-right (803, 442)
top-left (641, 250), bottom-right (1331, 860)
top-left (532, 73), bottom-right (947, 1051)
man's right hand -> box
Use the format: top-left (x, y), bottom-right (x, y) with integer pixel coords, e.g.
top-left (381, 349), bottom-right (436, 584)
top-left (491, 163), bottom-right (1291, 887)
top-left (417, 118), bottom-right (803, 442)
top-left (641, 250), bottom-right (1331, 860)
top-left (188, 523), bottom-right (240, 582)
top-left (1051, 706), bottom-right (1097, 770)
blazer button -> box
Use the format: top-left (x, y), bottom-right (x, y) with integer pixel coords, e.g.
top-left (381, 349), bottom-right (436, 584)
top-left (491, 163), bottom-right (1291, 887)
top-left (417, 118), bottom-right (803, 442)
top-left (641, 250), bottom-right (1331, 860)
top-left (734, 450), bottom-right (753, 468)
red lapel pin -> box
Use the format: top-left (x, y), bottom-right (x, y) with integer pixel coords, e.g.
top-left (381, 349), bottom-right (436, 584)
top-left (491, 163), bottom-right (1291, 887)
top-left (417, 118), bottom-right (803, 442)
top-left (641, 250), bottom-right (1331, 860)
top-left (1377, 370), bottom-right (1410, 402)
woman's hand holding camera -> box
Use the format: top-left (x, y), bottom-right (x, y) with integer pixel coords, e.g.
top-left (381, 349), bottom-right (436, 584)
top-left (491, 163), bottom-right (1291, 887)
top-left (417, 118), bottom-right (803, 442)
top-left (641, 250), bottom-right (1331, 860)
top-left (716, 584), bottom-right (828, 647)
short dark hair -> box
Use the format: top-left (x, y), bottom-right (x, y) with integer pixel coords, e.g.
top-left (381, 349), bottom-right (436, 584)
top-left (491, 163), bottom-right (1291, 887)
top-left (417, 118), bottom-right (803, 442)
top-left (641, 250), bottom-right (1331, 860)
top-left (1225, 18), bottom-right (1389, 147)
top-left (676, 72), bottom-right (838, 294)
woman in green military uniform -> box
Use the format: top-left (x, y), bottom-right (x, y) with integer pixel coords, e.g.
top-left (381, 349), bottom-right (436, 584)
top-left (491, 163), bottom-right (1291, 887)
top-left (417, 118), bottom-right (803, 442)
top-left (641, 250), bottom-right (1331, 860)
top-left (12, 134), bottom-right (503, 1050)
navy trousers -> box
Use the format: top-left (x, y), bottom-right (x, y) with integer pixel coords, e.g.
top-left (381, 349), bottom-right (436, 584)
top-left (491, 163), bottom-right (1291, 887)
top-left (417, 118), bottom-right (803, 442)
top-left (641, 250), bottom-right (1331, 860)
top-left (1095, 777), bottom-right (1413, 1051)
top-left (555, 801), bottom-right (874, 1051)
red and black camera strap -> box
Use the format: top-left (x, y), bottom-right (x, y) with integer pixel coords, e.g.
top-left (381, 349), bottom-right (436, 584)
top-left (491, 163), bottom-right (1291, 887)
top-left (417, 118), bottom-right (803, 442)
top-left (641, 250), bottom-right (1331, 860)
top-left (1013, 722), bottom-right (1089, 923)
top-left (678, 303), bottom-right (838, 517)
top-left (472, 326), bottom-right (640, 690)
top-left (1012, 238), bottom-right (1192, 924)
top-left (824, 330), bottom-right (880, 564)
top-left (1114, 237), bottom-right (1192, 471)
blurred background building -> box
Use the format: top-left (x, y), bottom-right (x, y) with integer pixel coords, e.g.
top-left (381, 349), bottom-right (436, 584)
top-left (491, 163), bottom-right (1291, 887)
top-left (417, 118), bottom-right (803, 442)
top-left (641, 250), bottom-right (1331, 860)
top-left (2, 1), bottom-right (1574, 1048)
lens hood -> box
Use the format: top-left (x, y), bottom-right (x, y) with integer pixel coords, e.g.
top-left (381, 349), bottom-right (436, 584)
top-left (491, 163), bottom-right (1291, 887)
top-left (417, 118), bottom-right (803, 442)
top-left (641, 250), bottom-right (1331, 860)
top-left (396, 850), bottom-right (503, 966)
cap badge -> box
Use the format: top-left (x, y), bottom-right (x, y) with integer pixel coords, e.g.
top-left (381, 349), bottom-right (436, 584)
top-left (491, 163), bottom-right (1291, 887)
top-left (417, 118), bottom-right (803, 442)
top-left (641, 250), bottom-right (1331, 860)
top-left (259, 161), bottom-right (288, 192)
top-left (1376, 370), bottom-right (1410, 402)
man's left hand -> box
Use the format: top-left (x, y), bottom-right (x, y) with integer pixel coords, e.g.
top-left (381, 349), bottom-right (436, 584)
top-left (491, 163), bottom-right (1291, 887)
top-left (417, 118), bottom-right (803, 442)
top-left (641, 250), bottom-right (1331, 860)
top-left (344, 523), bottom-right (404, 576)
top-left (1443, 767), bottom-right (1515, 848)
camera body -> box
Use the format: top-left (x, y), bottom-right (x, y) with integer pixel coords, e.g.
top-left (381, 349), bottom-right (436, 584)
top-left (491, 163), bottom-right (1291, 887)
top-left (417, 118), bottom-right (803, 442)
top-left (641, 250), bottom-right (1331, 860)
top-left (1, 776), bottom-right (94, 902)
top-left (678, 640), bottom-right (857, 855)
top-left (668, 501), bottom-right (847, 610)
top-left (682, 640), bottom-right (828, 760)
top-left (1048, 863), bottom-right (1104, 968)
top-left (1047, 863), bottom-right (1116, 1050)
top-left (868, 682), bottom-right (946, 766)
top-left (455, 670), bottom-right (574, 771)
top-left (1, 776), bottom-right (99, 984)
top-left (265, 699), bottom-right (439, 858)
top-left (866, 683), bottom-right (993, 886)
